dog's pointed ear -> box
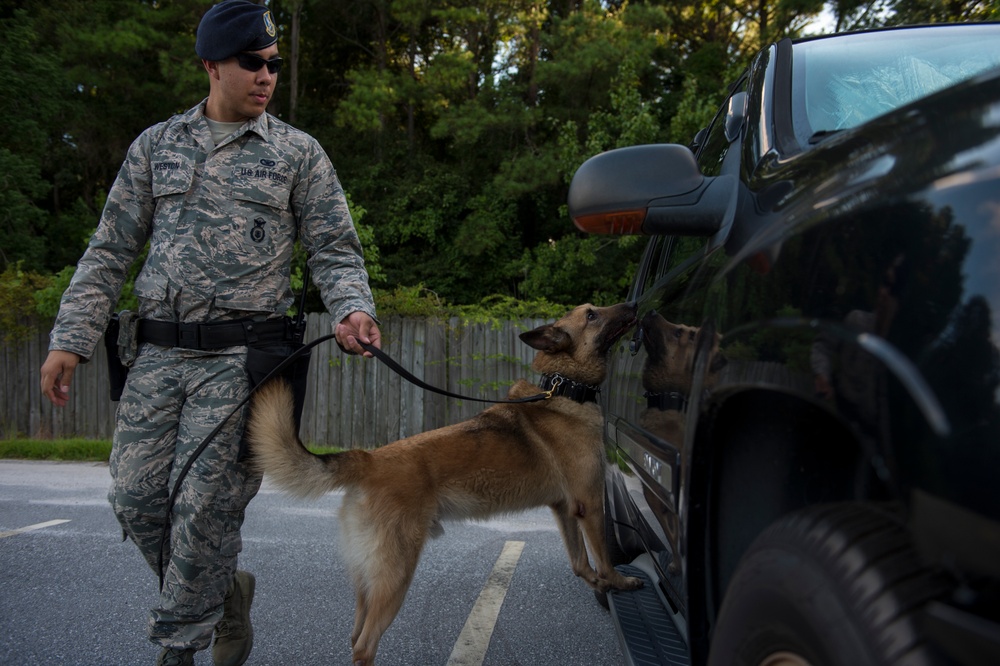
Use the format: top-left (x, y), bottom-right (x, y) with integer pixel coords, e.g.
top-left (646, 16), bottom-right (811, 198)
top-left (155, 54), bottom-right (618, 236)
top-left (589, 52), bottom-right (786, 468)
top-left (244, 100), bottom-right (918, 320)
top-left (520, 324), bottom-right (571, 353)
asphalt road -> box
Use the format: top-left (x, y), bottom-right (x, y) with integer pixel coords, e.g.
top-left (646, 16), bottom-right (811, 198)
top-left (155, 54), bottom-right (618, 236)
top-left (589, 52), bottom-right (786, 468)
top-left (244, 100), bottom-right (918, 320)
top-left (0, 460), bottom-right (625, 666)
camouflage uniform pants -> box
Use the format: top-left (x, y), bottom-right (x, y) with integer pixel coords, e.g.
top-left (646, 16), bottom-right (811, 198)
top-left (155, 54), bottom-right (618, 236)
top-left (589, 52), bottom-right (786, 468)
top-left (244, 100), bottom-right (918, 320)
top-left (108, 345), bottom-right (262, 651)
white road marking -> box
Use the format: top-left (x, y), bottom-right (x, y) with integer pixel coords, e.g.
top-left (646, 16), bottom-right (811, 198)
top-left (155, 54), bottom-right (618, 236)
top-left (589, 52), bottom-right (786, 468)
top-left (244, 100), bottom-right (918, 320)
top-left (0, 519), bottom-right (71, 539)
top-left (447, 540), bottom-right (526, 666)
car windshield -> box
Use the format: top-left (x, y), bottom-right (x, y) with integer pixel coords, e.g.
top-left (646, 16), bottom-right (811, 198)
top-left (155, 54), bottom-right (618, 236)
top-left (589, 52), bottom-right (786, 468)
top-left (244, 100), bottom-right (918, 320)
top-left (792, 24), bottom-right (1000, 144)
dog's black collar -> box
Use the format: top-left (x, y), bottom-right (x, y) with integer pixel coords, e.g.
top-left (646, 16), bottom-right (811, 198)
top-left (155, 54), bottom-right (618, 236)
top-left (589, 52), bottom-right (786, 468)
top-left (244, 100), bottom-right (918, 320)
top-left (539, 373), bottom-right (600, 404)
top-left (644, 391), bottom-right (688, 411)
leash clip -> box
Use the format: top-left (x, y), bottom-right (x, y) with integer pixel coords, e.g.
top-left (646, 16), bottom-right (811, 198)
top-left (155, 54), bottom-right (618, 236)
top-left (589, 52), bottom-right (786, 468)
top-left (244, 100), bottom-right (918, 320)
top-left (543, 375), bottom-right (563, 399)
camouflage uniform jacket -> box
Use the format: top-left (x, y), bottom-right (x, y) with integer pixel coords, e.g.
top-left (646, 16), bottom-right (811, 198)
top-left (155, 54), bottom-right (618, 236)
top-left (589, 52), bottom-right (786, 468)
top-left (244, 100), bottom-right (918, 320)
top-left (49, 99), bottom-right (376, 360)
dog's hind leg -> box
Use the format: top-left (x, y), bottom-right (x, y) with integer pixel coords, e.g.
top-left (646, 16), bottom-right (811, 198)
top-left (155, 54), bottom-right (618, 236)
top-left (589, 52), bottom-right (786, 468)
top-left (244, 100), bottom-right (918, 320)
top-left (349, 528), bottom-right (426, 666)
top-left (351, 579), bottom-right (368, 648)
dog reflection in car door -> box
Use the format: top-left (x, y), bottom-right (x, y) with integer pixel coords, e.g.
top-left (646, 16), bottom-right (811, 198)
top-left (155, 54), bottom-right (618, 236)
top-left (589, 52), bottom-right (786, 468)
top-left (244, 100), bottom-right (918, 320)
top-left (638, 310), bottom-right (724, 573)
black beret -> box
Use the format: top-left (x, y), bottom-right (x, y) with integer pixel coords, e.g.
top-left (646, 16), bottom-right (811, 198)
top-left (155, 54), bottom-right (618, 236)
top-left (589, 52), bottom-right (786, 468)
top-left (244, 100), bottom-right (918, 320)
top-left (196, 0), bottom-right (278, 62)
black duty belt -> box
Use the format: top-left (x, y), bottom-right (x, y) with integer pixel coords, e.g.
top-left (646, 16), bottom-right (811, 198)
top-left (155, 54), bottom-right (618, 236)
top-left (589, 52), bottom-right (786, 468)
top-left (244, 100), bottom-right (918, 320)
top-left (138, 318), bottom-right (292, 350)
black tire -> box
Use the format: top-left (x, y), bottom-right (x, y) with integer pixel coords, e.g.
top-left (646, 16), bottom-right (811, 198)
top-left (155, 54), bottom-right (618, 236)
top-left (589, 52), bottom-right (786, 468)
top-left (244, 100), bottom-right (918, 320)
top-left (707, 503), bottom-right (947, 666)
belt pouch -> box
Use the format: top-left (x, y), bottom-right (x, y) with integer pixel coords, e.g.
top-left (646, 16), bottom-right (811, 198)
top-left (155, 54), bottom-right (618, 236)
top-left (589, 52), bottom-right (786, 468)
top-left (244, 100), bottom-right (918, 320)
top-left (103, 313), bottom-right (130, 401)
top-left (245, 342), bottom-right (312, 433)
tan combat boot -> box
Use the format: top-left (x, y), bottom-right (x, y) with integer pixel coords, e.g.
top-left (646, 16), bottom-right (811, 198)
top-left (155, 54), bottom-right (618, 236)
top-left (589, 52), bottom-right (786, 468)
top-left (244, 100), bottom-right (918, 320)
top-left (212, 570), bottom-right (256, 666)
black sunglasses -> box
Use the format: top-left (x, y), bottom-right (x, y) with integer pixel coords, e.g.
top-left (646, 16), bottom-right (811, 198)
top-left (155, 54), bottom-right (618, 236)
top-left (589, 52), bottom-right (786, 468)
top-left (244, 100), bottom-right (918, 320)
top-left (234, 52), bottom-right (283, 74)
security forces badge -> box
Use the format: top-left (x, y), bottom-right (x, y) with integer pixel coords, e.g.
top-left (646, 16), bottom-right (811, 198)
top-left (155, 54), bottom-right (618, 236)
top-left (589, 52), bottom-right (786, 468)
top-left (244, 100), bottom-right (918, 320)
top-left (249, 217), bottom-right (267, 244)
top-left (263, 11), bottom-right (276, 39)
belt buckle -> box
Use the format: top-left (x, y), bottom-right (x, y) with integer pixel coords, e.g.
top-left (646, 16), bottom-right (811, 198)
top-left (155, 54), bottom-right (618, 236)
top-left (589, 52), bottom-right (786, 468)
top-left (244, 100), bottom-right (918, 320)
top-left (177, 322), bottom-right (200, 348)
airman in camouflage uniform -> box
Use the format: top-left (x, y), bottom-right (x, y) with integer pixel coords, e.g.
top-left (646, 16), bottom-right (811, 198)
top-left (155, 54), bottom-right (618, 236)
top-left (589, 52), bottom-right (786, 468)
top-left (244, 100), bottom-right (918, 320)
top-left (38, 2), bottom-right (381, 665)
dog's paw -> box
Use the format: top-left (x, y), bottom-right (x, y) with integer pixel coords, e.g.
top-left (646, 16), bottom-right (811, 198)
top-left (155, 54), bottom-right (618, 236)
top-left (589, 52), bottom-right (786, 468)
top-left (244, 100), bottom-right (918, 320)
top-left (618, 575), bottom-right (643, 590)
top-left (592, 573), bottom-right (643, 593)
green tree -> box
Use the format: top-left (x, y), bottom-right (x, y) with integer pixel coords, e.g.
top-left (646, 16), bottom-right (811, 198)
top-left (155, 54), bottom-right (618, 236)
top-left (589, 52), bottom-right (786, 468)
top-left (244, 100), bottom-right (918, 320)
top-left (886, 0), bottom-right (999, 23)
top-left (2, 9), bottom-right (64, 270)
top-left (3, 1), bottom-right (210, 274)
top-left (10, 0), bottom-right (996, 316)
top-left (304, 0), bottom-right (676, 305)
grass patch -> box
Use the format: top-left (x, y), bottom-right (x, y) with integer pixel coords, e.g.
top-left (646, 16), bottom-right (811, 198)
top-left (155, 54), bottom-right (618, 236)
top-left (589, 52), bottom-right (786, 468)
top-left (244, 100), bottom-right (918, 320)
top-left (307, 446), bottom-right (341, 455)
top-left (0, 439), bottom-right (341, 462)
top-left (0, 439), bottom-right (112, 462)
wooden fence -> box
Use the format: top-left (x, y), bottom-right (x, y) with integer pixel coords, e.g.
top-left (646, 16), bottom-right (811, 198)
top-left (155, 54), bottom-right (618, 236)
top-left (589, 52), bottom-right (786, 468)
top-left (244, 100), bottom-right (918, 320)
top-left (1, 313), bottom-right (549, 448)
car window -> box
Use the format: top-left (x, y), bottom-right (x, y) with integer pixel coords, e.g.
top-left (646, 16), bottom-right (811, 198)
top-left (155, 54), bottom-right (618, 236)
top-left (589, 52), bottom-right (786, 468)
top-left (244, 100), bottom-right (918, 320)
top-left (792, 23), bottom-right (1000, 145)
top-left (637, 236), bottom-right (709, 315)
top-left (696, 79), bottom-right (748, 177)
top-left (633, 236), bottom-right (670, 303)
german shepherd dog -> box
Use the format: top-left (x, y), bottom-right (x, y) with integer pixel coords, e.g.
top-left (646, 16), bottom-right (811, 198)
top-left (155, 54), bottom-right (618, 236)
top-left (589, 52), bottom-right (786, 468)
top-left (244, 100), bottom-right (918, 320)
top-left (247, 302), bottom-right (643, 665)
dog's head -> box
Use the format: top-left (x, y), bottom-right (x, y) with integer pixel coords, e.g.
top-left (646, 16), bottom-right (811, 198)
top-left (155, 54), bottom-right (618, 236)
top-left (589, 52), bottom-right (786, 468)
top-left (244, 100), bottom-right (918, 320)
top-left (519, 302), bottom-right (637, 385)
top-left (641, 310), bottom-right (724, 393)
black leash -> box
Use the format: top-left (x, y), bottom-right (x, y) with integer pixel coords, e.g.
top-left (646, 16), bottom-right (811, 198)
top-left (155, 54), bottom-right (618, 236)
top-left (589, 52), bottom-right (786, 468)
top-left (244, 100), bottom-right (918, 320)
top-left (356, 340), bottom-right (559, 405)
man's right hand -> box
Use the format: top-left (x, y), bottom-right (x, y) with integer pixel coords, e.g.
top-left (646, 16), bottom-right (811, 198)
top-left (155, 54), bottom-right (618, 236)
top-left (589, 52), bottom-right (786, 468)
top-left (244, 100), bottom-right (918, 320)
top-left (40, 350), bottom-right (83, 407)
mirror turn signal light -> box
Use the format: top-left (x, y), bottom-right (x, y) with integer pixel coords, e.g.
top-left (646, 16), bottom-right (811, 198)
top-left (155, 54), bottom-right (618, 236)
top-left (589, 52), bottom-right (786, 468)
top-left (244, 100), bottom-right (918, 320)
top-left (572, 209), bottom-right (647, 234)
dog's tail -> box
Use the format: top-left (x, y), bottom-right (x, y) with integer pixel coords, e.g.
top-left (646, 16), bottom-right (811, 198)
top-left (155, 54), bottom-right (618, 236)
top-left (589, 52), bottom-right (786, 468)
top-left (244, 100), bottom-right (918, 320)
top-left (246, 379), bottom-right (370, 498)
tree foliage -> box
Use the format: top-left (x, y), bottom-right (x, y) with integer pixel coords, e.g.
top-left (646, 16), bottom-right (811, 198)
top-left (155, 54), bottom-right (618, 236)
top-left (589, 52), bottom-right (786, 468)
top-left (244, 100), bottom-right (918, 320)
top-left (4, 0), bottom-right (990, 316)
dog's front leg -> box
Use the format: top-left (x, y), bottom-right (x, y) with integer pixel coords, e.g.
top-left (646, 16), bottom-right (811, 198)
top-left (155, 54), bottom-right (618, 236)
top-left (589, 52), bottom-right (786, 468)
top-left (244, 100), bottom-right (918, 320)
top-left (577, 502), bottom-right (643, 592)
top-left (550, 500), bottom-right (607, 591)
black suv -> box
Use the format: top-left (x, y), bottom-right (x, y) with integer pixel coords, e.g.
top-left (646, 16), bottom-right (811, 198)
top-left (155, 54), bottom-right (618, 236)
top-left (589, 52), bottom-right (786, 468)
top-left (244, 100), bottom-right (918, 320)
top-left (568, 23), bottom-right (1000, 666)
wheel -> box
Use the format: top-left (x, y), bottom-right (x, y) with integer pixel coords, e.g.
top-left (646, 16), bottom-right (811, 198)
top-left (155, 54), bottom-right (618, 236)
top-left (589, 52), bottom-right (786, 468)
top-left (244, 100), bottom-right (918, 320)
top-left (708, 503), bottom-right (947, 666)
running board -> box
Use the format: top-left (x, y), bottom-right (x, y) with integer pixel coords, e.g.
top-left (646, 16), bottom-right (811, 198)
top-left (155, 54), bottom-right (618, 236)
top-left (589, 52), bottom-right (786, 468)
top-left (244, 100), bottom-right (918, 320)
top-left (607, 562), bottom-right (691, 666)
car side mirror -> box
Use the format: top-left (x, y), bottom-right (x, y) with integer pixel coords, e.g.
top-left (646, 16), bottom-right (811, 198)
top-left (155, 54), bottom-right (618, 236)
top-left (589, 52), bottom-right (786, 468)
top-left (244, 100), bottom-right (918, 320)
top-left (568, 144), bottom-right (735, 236)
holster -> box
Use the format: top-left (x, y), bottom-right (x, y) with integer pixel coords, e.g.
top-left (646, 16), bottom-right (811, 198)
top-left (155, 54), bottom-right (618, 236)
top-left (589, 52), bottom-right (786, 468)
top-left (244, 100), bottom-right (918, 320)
top-left (103, 313), bottom-right (130, 401)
